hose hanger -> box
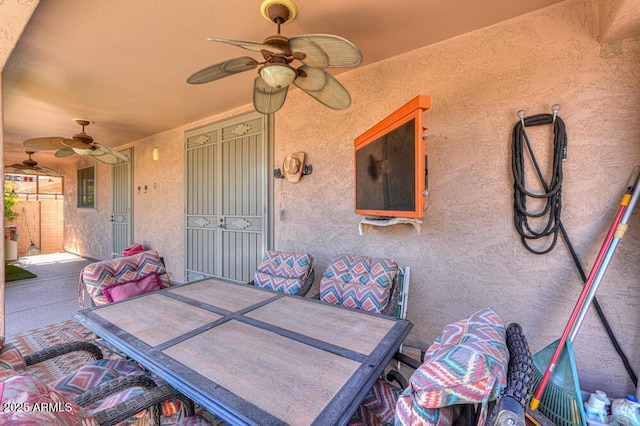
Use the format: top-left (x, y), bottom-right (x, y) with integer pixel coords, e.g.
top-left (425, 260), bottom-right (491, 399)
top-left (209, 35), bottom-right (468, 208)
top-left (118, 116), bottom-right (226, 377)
top-left (512, 104), bottom-right (568, 254)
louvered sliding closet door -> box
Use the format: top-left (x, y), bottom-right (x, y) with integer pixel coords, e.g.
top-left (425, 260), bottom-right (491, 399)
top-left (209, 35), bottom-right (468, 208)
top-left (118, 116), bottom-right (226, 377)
top-left (185, 112), bottom-right (267, 283)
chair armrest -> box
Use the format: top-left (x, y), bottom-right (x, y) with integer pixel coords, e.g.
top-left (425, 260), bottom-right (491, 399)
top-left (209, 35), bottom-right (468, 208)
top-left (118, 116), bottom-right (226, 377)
top-left (92, 384), bottom-right (194, 426)
top-left (384, 350), bottom-right (423, 389)
top-left (73, 374), bottom-right (158, 407)
top-left (392, 351), bottom-right (422, 370)
top-left (385, 370), bottom-right (408, 390)
top-left (23, 341), bottom-right (104, 366)
top-left (297, 269), bottom-right (315, 297)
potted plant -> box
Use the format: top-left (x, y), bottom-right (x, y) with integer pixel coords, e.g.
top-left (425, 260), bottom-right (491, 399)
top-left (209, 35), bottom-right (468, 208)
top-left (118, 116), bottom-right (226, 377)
top-left (4, 181), bottom-right (19, 260)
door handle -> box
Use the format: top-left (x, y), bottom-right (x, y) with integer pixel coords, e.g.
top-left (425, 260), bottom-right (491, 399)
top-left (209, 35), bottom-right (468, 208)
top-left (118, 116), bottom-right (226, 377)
top-left (218, 216), bottom-right (226, 229)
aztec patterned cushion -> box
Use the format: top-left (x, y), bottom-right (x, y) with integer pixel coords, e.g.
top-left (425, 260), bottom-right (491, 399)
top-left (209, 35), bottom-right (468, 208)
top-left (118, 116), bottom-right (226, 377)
top-left (253, 251), bottom-right (314, 295)
top-left (0, 340), bottom-right (27, 373)
top-left (395, 307), bottom-right (508, 426)
top-left (348, 379), bottom-right (404, 426)
top-left (174, 415), bottom-right (213, 426)
top-left (48, 358), bottom-right (146, 401)
top-left (0, 372), bottom-right (99, 425)
top-left (319, 255), bottom-right (398, 314)
top-left (0, 366), bottom-right (19, 382)
top-left (81, 250), bottom-right (170, 306)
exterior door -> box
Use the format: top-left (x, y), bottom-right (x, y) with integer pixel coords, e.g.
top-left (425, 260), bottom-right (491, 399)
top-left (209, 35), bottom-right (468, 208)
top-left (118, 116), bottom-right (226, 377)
top-left (111, 148), bottom-right (133, 257)
top-left (185, 112), bottom-right (268, 283)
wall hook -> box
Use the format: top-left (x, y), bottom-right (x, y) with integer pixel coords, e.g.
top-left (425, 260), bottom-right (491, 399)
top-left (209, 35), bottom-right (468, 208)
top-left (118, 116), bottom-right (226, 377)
top-left (517, 109), bottom-right (526, 127)
top-left (274, 164), bottom-right (312, 179)
top-left (552, 104), bottom-right (561, 123)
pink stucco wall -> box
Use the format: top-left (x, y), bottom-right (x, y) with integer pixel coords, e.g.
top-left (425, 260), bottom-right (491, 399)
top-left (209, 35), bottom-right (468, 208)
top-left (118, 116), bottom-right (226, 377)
top-left (272, 0), bottom-right (640, 395)
top-left (66, 0), bottom-right (640, 395)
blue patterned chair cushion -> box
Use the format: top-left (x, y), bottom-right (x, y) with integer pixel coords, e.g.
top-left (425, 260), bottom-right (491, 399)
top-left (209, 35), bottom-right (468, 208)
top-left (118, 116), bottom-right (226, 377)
top-left (253, 251), bottom-right (314, 295)
top-left (80, 250), bottom-right (170, 306)
top-left (395, 307), bottom-right (508, 426)
top-left (319, 255), bottom-right (398, 314)
top-left (48, 358), bottom-right (146, 401)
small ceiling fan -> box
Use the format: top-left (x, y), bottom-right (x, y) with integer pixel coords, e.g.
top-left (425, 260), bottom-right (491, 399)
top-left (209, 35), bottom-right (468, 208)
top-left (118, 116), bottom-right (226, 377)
top-left (7, 151), bottom-right (61, 177)
top-left (23, 118), bottom-right (128, 165)
top-left (187, 0), bottom-right (363, 114)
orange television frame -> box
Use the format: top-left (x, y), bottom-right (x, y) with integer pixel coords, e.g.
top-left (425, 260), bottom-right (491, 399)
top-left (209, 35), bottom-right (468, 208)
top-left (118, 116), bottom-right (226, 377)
top-left (354, 95), bottom-right (430, 218)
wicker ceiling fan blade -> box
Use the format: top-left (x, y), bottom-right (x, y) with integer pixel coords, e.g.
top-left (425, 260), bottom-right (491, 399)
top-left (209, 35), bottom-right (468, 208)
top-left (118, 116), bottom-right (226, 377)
top-left (88, 143), bottom-right (129, 164)
top-left (187, 56), bottom-right (260, 84)
top-left (23, 137), bottom-right (68, 151)
top-left (253, 76), bottom-right (288, 114)
top-left (34, 166), bottom-right (62, 177)
top-left (294, 67), bottom-right (351, 110)
top-left (289, 34), bottom-right (363, 68)
top-left (55, 148), bottom-right (75, 158)
top-left (207, 37), bottom-right (287, 54)
top-left (293, 65), bottom-right (328, 92)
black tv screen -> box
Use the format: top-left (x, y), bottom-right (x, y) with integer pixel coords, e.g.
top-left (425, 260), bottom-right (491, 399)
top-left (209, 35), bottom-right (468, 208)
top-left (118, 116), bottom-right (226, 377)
top-left (354, 95), bottom-right (429, 218)
top-left (355, 118), bottom-right (416, 214)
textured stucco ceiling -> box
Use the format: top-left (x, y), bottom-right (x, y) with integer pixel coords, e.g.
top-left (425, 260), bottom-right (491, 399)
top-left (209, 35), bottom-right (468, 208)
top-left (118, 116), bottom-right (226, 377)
top-left (1, 0), bottom-right (635, 168)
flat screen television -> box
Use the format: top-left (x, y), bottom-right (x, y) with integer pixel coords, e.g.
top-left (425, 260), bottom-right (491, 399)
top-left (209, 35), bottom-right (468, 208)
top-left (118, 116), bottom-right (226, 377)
top-left (354, 96), bottom-right (430, 218)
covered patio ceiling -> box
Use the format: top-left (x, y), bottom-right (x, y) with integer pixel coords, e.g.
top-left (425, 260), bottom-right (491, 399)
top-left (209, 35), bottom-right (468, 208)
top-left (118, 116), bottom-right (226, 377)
top-left (1, 0), bottom-right (639, 169)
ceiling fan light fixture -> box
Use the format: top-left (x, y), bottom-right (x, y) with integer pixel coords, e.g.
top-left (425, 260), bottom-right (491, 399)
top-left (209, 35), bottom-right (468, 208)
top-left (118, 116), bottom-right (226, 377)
top-left (72, 147), bottom-right (94, 155)
top-left (259, 63), bottom-right (296, 89)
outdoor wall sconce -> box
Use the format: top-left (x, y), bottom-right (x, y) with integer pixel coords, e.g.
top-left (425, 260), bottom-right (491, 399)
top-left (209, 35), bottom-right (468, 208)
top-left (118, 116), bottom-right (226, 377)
top-left (152, 146), bottom-right (160, 161)
top-left (273, 151), bottom-right (312, 182)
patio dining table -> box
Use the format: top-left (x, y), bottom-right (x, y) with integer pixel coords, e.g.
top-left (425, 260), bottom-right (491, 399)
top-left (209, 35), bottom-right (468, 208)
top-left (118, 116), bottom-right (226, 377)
top-left (73, 278), bottom-right (413, 425)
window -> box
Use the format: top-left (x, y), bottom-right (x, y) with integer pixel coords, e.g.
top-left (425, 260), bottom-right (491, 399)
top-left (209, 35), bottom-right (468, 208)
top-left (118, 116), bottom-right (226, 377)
top-left (77, 166), bottom-right (96, 208)
top-left (4, 174), bottom-right (64, 200)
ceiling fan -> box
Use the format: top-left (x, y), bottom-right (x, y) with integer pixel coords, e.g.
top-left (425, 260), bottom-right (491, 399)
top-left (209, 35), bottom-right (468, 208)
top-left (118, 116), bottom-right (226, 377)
top-left (22, 118), bottom-right (128, 165)
top-left (7, 151), bottom-right (61, 177)
top-left (187, 0), bottom-right (363, 114)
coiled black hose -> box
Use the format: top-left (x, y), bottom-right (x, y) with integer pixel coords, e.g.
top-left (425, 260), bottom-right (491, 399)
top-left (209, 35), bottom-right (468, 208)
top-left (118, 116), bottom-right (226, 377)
top-left (512, 112), bottom-right (637, 386)
top-left (512, 113), bottom-right (566, 254)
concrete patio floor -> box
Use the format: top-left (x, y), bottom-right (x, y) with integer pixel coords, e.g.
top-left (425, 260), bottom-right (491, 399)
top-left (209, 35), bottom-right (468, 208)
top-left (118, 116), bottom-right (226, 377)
top-left (5, 252), bottom-right (97, 336)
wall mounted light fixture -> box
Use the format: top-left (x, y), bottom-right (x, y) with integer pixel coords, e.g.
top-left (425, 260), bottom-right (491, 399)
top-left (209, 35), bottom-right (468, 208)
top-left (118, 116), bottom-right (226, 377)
top-left (152, 147), bottom-right (160, 161)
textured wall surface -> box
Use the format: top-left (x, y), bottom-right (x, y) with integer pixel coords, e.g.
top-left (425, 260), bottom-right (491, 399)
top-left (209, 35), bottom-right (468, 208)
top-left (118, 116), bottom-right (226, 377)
top-left (62, 156), bottom-right (113, 260)
top-left (63, 104), bottom-right (254, 282)
top-left (66, 0), bottom-right (640, 395)
top-left (0, 0), bottom-right (38, 70)
top-left (274, 0), bottom-right (640, 395)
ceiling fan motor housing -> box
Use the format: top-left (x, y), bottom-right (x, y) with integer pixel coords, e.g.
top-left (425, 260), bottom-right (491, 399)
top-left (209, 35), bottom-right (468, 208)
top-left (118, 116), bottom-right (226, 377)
top-left (261, 0), bottom-right (298, 24)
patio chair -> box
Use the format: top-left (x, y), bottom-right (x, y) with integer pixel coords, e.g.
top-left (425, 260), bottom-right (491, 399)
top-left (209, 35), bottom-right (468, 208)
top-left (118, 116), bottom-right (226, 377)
top-left (251, 250), bottom-right (315, 296)
top-left (79, 249), bottom-right (172, 307)
top-left (349, 308), bottom-right (533, 426)
top-left (317, 254), bottom-right (409, 317)
top-left (0, 337), bottom-right (193, 425)
top-left (0, 336), bottom-right (104, 379)
top-left (1, 348), bottom-right (194, 425)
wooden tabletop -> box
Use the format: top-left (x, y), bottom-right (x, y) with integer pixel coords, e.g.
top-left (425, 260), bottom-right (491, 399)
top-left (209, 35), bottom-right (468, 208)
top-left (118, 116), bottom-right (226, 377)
top-left (74, 279), bottom-right (413, 426)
